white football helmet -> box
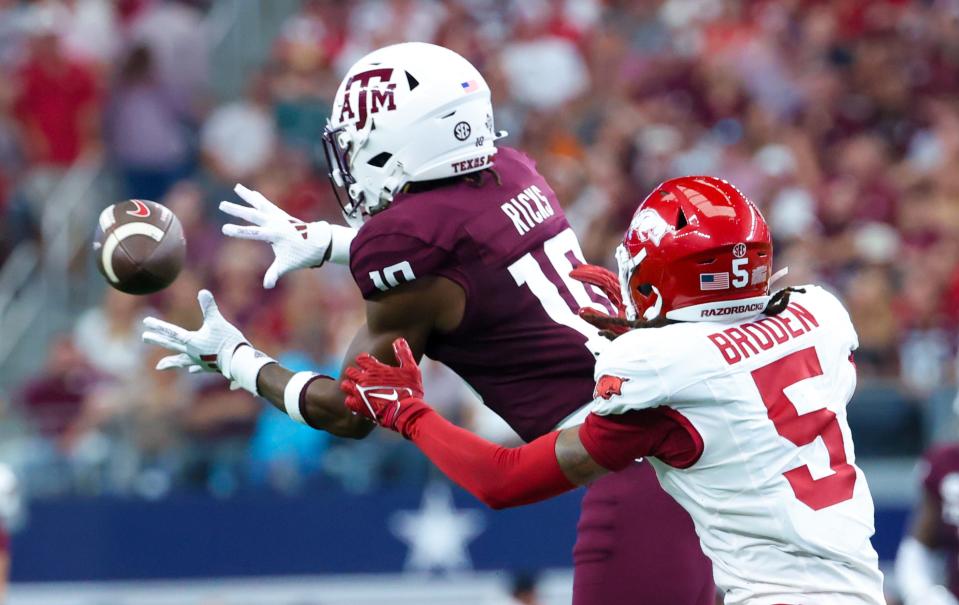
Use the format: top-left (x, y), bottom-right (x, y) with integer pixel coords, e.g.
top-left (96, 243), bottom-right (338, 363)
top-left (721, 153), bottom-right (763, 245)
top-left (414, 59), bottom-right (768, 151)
top-left (322, 42), bottom-right (506, 227)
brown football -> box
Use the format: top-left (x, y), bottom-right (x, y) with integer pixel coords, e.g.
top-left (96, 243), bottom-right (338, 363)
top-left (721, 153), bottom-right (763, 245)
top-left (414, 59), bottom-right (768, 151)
top-left (93, 199), bottom-right (186, 295)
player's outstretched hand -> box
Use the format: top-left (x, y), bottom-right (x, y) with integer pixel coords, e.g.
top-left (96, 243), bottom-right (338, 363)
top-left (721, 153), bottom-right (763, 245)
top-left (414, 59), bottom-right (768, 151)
top-left (220, 184), bottom-right (342, 289)
top-left (569, 264), bottom-right (630, 337)
top-left (340, 338), bottom-right (429, 438)
top-left (142, 289), bottom-right (248, 387)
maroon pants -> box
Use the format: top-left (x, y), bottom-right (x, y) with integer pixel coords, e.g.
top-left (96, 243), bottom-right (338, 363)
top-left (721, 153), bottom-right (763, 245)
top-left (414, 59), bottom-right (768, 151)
top-left (573, 461), bottom-right (715, 605)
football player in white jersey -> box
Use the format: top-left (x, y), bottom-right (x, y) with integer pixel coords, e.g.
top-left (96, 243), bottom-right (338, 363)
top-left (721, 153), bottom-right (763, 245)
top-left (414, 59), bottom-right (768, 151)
top-left (339, 176), bottom-right (885, 605)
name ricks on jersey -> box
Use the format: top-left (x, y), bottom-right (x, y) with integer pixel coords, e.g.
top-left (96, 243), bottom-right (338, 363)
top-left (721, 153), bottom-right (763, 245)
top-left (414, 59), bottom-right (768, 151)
top-left (499, 185), bottom-right (556, 235)
top-left (707, 301), bottom-right (820, 365)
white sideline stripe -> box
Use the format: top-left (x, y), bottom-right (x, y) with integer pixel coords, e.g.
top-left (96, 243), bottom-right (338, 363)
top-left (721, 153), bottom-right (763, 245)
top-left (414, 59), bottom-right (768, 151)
top-left (7, 570), bottom-right (576, 605)
top-left (101, 222), bottom-right (165, 283)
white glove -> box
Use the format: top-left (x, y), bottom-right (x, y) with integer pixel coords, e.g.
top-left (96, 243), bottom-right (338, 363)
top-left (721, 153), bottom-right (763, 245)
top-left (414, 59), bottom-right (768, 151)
top-left (897, 537), bottom-right (959, 605)
top-left (220, 184), bottom-right (357, 289)
top-left (142, 289), bottom-right (275, 394)
top-left (910, 586), bottom-right (959, 605)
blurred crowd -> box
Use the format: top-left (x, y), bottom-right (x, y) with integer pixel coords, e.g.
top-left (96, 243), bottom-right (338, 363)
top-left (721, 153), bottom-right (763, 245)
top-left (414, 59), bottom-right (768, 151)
top-left (0, 0), bottom-right (958, 499)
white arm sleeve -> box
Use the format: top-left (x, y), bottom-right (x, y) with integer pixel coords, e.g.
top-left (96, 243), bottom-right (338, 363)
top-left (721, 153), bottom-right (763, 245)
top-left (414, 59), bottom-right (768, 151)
top-left (283, 371), bottom-right (320, 425)
top-left (328, 224), bottom-right (357, 265)
top-left (896, 537), bottom-right (958, 605)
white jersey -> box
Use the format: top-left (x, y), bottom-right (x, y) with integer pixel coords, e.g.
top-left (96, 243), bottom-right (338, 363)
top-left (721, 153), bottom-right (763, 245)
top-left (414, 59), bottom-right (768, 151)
top-left (589, 285), bottom-right (884, 605)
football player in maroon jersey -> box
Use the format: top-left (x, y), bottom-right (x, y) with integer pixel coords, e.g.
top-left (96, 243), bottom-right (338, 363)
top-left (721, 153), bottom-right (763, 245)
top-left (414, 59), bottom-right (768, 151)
top-left (142, 42), bottom-right (713, 604)
top-left (896, 443), bottom-right (959, 605)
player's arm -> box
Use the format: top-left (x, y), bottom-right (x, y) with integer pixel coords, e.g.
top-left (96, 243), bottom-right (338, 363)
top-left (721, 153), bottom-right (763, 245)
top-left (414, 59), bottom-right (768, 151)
top-left (404, 421), bottom-right (601, 510)
top-left (343, 342), bottom-right (599, 507)
top-left (340, 338), bottom-right (687, 509)
top-left (141, 278), bottom-right (464, 439)
top-left (0, 526), bottom-right (10, 604)
top-left (255, 277), bottom-right (463, 437)
top-left (896, 489), bottom-right (958, 605)
top-left (404, 410), bottom-right (685, 509)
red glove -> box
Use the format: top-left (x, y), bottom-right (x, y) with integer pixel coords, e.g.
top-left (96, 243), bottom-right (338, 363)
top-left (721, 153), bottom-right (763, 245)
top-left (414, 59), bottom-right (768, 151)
top-left (340, 338), bottom-right (429, 438)
top-left (569, 264), bottom-right (630, 336)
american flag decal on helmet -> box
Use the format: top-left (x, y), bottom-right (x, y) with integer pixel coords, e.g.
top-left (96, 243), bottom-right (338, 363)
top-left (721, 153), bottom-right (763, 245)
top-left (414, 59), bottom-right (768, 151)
top-left (700, 272), bottom-right (730, 291)
top-left (461, 80), bottom-right (478, 93)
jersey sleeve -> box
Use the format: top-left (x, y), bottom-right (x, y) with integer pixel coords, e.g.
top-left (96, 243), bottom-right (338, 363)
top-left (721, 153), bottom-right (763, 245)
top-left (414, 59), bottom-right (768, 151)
top-left (579, 407), bottom-right (703, 471)
top-left (349, 221), bottom-right (466, 300)
top-left (589, 331), bottom-right (670, 416)
top-left (920, 446), bottom-right (950, 500)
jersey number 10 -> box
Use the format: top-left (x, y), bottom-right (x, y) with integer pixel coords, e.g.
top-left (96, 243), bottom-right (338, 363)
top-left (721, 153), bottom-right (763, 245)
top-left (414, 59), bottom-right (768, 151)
top-left (751, 346), bottom-right (857, 511)
top-left (508, 228), bottom-right (612, 358)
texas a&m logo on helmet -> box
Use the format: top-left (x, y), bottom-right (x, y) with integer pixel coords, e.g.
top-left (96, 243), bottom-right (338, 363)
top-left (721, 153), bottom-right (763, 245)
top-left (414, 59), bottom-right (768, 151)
top-left (336, 68), bottom-right (398, 130)
top-left (323, 43), bottom-right (504, 228)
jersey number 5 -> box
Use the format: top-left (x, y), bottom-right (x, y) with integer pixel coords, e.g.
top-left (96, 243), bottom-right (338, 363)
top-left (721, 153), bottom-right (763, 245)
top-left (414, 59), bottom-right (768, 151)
top-left (751, 346), bottom-right (857, 511)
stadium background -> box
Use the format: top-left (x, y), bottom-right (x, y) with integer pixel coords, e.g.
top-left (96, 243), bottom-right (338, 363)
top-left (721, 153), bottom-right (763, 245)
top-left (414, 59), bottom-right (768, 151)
top-left (0, 0), bottom-right (956, 602)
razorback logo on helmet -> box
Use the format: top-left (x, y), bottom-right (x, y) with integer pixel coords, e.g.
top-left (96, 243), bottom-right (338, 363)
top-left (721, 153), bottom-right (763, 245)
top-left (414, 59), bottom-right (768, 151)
top-left (338, 68), bottom-right (398, 130)
top-left (628, 208), bottom-right (674, 247)
top-left (594, 374), bottom-right (630, 400)
top-left (127, 200), bottom-right (151, 218)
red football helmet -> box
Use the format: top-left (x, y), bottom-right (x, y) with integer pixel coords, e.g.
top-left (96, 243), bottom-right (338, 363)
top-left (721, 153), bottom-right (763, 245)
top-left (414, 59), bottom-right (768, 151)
top-left (616, 176), bottom-right (774, 323)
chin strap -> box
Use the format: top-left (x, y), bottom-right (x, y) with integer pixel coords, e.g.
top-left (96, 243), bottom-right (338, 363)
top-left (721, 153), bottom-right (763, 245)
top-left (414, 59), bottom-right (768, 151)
top-left (643, 285), bottom-right (663, 321)
top-left (616, 244), bottom-right (646, 321)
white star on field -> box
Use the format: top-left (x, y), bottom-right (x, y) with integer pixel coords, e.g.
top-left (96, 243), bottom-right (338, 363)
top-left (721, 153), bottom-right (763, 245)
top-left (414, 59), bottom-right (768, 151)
top-left (389, 482), bottom-right (486, 572)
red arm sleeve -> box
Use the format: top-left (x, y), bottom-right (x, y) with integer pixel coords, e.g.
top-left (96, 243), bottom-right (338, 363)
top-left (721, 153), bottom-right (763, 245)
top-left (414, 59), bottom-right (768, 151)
top-left (579, 407), bottom-right (704, 472)
top-left (404, 402), bottom-right (575, 510)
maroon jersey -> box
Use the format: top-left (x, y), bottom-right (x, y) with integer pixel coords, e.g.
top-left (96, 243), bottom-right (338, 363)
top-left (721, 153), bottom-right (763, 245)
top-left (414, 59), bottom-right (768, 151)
top-left (350, 147), bottom-right (611, 441)
top-left (921, 443), bottom-right (959, 598)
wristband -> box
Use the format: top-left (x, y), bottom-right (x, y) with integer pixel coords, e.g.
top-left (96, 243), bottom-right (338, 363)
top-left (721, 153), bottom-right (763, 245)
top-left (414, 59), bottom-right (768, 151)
top-left (284, 371), bottom-right (322, 425)
top-left (228, 345), bottom-right (276, 395)
top-left (328, 224), bottom-right (357, 265)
